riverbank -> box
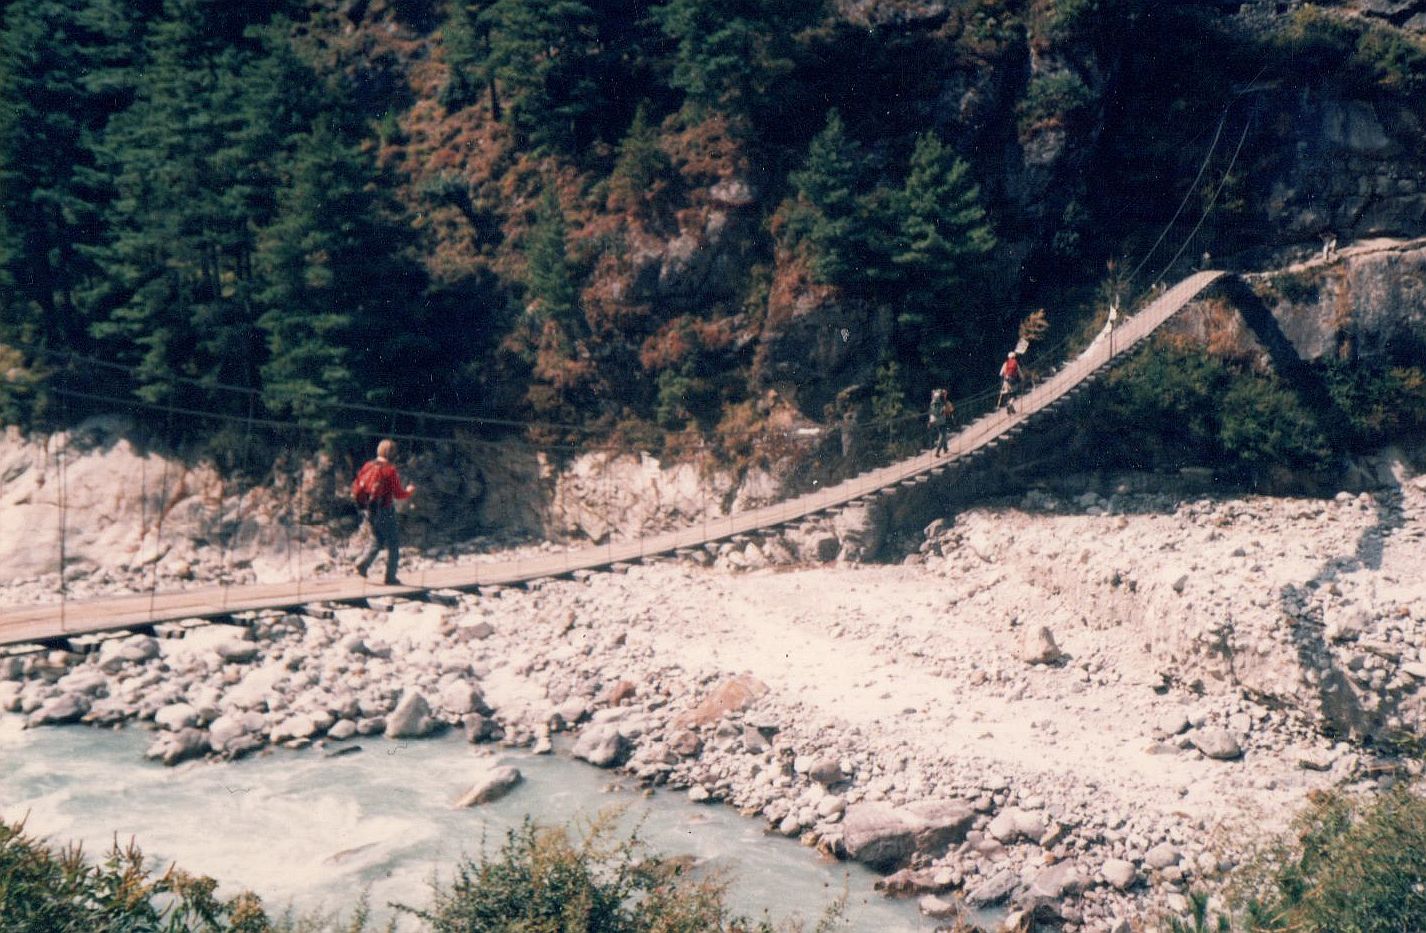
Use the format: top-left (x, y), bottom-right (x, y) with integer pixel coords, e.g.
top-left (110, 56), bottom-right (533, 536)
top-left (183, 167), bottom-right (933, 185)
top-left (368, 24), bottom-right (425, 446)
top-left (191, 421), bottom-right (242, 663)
top-left (4, 467), bottom-right (1425, 930)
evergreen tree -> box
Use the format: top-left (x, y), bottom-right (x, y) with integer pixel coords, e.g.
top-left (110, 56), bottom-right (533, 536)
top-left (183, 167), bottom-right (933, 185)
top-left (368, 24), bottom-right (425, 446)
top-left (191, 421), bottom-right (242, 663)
top-left (653, 0), bottom-right (821, 117)
top-left (892, 132), bottom-right (995, 353)
top-left (784, 110), bottom-right (884, 287)
top-left (254, 123), bottom-right (359, 425)
top-left (440, 0), bottom-right (493, 113)
top-left (523, 185), bottom-right (578, 327)
top-left (477, 0), bottom-right (599, 152)
top-left (0, 0), bottom-right (136, 354)
top-left (607, 102), bottom-right (672, 213)
top-left (86, 7), bottom-right (322, 405)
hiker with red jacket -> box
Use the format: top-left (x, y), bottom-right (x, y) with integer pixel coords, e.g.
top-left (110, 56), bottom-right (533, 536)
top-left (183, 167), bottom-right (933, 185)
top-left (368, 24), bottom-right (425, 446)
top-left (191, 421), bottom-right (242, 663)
top-left (997, 351), bottom-right (1023, 414)
top-left (352, 439), bottom-right (416, 586)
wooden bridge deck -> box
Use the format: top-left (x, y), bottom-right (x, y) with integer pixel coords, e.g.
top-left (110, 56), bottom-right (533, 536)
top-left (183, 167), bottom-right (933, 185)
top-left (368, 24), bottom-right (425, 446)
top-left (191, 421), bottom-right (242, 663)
top-left (0, 271), bottom-right (1227, 648)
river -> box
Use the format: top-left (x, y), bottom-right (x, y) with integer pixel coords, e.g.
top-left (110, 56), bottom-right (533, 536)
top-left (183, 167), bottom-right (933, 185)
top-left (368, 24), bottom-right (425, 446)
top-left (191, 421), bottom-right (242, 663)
top-left (0, 715), bottom-right (960, 931)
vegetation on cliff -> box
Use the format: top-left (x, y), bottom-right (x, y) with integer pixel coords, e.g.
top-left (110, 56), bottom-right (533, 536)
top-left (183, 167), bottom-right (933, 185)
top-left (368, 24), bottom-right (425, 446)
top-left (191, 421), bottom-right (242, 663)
top-left (2, 0), bottom-right (1425, 477)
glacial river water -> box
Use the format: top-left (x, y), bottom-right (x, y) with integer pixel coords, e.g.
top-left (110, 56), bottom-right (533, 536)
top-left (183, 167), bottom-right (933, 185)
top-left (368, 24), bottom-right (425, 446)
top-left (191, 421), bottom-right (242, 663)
top-left (0, 715), bottom-right (958, 931)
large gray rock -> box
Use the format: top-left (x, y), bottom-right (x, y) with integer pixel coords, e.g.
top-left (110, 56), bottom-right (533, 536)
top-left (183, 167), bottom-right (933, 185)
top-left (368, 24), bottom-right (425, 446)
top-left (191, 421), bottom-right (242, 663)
top-left (572, 723), bottom-right (628, 768)
top-left (903, 799), bottom-right (976, 853)
top-left (965, 868), bottom-right (1020, 907)
top-left (1020, 861), bottom-right (1084, 906)
top-left (385, 691), bottom-right (435, 739)
top-left (145, 727), bottom-right (210, 766)
top-left (271, 713), bottom-right (320, 743)
top-left (453, 766), bottom-right (523, 807)
top-left (808, 757), bottom-right (845, 786)
top-left (841, 804), bottom-right (918, 870)
top-left (1192, 728), bottom-right (1242, 760)
top-left (208, 711), bottom-right (264, 753)
top-left (27, 693), bottom-right (89, 726)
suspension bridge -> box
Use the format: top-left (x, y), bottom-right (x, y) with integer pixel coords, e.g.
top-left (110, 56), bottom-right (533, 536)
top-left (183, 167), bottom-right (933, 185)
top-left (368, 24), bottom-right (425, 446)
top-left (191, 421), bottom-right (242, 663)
top-left (0, 270), bottom-right (1228, 649)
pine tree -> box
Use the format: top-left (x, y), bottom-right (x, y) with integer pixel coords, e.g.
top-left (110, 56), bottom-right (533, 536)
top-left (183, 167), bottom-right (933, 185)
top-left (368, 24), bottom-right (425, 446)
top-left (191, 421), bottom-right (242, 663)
top-left (892, 132), bottom-right (996, 354)
top-left (523, 185), bottom-right (578, 327)
top-left (784, 110), bottom-right (885, 287)
top-left (478, 0), bottom-right (600, 152)
top-left (653, 0), bottom-right (821, 117)
top-left (0, 0), bottom-right (136, 355)
top-left (86, 7), bottom-right (323, 405)
top-left (440, 0), bottom-right (492, 112)
top-left (607, 102), bottom-right (671, 213)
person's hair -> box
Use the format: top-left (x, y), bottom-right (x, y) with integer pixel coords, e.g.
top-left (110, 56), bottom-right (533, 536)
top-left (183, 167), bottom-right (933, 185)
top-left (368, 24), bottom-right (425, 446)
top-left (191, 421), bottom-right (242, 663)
top-left (377, 439), bottom-right (396, 459)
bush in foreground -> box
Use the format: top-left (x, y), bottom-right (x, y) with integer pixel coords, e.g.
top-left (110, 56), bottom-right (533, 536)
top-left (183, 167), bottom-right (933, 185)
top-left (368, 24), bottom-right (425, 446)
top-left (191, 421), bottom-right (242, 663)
top-left (2, 812), bottom-right (840, 933)
top-left (1171, 786), bottom-right (1426, 932)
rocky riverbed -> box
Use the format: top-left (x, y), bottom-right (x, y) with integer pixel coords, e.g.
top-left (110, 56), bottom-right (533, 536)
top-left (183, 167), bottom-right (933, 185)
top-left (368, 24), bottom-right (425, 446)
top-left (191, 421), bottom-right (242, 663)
top-left (5, 461), bottom-right (1426, 931)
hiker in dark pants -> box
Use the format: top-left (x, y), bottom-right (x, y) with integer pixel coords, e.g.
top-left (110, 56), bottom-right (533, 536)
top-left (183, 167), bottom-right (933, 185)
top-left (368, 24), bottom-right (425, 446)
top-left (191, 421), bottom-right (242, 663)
top-left (353, 439), bottom-right (416, 585)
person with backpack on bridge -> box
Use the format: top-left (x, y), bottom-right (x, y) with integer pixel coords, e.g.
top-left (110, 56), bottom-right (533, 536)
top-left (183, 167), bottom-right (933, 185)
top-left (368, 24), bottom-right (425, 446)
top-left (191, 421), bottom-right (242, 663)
top-left (928, 387), bottom-right (955, 455)
top-left (352, 439), bottom-right (417, 585)
top-left (997, 351), bottom-right (1023, 414)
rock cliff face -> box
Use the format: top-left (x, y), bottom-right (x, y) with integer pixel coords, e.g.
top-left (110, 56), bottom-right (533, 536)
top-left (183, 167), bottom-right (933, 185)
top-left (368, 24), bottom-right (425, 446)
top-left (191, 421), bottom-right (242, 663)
top-left (1164, 238), bottom-right (1426, 366)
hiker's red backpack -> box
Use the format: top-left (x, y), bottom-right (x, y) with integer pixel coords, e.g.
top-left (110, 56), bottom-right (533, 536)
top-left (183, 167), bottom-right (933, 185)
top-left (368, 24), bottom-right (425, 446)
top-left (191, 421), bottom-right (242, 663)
top-left (351, 461), bottom-right (383, 507)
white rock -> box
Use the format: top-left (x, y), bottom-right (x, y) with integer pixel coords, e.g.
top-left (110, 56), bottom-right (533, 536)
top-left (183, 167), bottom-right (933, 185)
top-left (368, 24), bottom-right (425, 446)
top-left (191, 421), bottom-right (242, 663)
top-left (385, 691), bottom-right (435, 739)
top-left (154, 702), bottom-right (198, 731)
top-left (1102, 858), bottom-right (1137, 890)
top-left (453, 765), bottom-right (523, 807)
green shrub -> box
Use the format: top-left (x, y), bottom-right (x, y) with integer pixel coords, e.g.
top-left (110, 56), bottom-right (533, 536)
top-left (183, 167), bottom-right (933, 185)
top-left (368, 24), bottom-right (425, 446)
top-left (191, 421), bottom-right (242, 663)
top-left (1083, 342), bottom-right (1331, 478)
top-left (1019, 70), bottom-right (1096, 131)
top-left (1321, 357), bottom-right (1426, 447)
top-left (397, 815), bottom-right (781, 933)
top-left (1218, 374), bottom-right (1328, 470)
top-left (0, 817), bottom-right (290, 932)
top-left (1174, 787), bottom-right (1426, 932)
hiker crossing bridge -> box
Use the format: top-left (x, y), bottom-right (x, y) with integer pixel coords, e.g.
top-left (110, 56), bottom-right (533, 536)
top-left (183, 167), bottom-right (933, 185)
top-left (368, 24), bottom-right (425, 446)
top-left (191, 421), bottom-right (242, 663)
top-left (0, 270), bottom-right (1228, 649)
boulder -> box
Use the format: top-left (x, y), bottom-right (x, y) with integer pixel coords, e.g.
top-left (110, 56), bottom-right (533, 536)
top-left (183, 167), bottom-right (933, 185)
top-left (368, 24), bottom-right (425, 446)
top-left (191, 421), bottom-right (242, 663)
top-left (216, 641), bottom-right (260, 663)
top-left (27, 693), bottom-right (89, 726)
top-left (453, 765), bottom-right (523, 807)
top-left (1144, 843), bottom-right (1182, 870)
top-left (987, 806), bottom-right (1045, 844)
top-left (328, 719), bottom-right (358, 741)
top-left (56, 670), bottom-right (109, 697)
top-left (808, 757), bottom-right (845, 786)
top-left (904, 799), bottom-right (976, 852)
top-left (385, 691), bottom-right (435, 739)
top-left (1021, 626), bottom-right (1062, 665)
top-left (603, 680), bottom-right (637, 706)
top-left (572, 723), bottom-right (628, 768)
top-left (208, 711), bottom-right (264, 753)
top-left (271, 713), bottom-right (320, 743)
top-left (841, 804), bottom-right (918, 870)
top-left (1102, 858), bottom-right (1137, 890)
top-left (438, 681), bottom-right (487, 717)
top-left (674, 674), bottom-right (769, 728)
top-left (1192, 728), bottom-right (1242, 760)
top-left (964, 868), bottom-right (1020, 907)
top-left (154, 702), bottom-right (199, 731)
top-left (670, 729), bottom-right (703, 757)
top-left (463, 713), bottom-right (495, 743)
top-left (1020, 861), bottom-right (1084, 906)
top-left (1, 657), bottom-right (23, 681)
top-left (145, 727), bottom-right (210, 766)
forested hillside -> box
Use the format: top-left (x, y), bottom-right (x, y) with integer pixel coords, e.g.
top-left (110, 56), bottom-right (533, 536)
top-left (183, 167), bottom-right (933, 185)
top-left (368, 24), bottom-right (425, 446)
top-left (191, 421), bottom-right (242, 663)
top-left (3, 0), bottom-right (1426, 478)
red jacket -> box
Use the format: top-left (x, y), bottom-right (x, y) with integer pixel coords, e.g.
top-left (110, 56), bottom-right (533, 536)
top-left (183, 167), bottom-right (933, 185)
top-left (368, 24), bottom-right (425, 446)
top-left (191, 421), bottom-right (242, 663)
top-left (356, 459), bottom-right (411, 508)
